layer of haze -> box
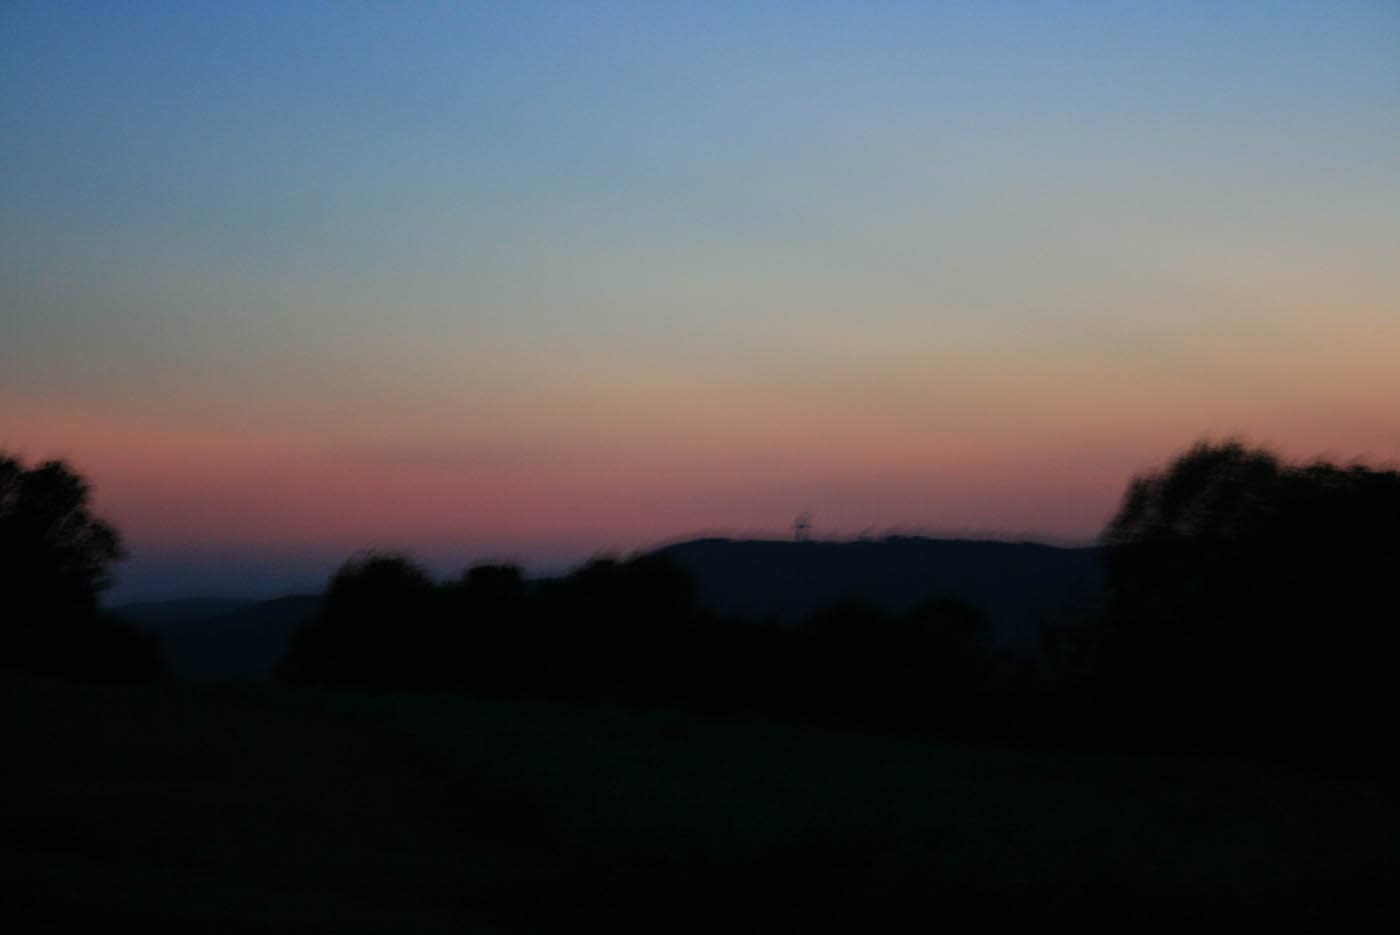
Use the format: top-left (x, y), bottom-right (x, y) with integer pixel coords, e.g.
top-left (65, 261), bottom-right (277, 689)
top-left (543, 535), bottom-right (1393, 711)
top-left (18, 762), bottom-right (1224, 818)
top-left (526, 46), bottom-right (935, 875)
top-left (4, 2), bottom-right (1398, 599)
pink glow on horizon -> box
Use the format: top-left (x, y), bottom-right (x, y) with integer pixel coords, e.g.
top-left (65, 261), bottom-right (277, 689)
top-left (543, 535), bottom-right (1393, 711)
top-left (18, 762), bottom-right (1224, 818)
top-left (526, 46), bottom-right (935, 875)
top-left (9, 377), bottom-right (1400, 571)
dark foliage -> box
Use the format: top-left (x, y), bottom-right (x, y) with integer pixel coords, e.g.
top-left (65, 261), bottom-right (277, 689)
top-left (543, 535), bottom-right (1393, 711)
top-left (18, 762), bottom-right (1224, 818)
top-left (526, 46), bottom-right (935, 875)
top-left (279, 550), bottom-right (1001, 734)
top-left (1090, 440), bottom-right (1400, 756)
top-left (1, 453), bottom-right (165, 682)
top-left (278, 554), bottom-right (437, 689)
top-left (221, 438), bottom-right (1400, 767)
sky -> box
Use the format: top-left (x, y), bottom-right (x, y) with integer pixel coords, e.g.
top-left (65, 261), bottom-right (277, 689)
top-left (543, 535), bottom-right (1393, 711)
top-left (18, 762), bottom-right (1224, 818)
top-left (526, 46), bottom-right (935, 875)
top-left (3, 1), bottom-right (1398, 600)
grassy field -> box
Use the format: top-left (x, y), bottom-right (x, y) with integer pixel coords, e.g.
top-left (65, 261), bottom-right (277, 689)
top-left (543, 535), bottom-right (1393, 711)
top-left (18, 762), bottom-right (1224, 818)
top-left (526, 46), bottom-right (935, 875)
top-left (3, 675), bottom-right (1396, 932)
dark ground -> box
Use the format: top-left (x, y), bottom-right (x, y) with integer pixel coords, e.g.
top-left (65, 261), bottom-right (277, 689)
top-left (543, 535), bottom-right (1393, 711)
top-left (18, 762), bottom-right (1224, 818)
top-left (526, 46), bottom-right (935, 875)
top-left (4, 674), bottom-right (1396, 932)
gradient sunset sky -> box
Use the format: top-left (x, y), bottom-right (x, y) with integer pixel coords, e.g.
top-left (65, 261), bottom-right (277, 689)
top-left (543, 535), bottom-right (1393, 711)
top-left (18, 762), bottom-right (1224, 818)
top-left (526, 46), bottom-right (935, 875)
top-left (4, 2), bottom-right (1398, 599)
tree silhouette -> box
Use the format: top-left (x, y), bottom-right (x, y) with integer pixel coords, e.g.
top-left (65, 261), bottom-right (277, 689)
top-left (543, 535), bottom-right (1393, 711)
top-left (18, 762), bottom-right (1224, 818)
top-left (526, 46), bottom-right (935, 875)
top-left (530, 553), bottom-right (704, 703)
top-left (1, 453), bottom-right (163, 681)
top-left (279, 553), bottom-right (438, 689)
top-left (439, 563), bottom-right (530, 692)
top-left (1095, 440), bottom-right (1400, 753)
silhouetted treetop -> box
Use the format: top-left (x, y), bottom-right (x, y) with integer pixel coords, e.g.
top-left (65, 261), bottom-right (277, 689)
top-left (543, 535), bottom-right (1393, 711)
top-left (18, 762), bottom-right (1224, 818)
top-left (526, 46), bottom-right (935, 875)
top-left (2, 453), bottom-right (162, 682)
top-left (1, 454), bottom-right (124, 616)
top-left (322, 553), bottom-right (435, 623)
top-left (1092, 439), bottom-right (1400, 752)
top-left (275, 553), bottom-right (440, 689)
top-left (1103, 439), bottom-right (1400, 550)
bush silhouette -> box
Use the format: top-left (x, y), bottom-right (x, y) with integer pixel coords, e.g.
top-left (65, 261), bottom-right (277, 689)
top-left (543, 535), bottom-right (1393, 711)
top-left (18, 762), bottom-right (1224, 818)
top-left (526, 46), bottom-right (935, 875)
top-left (1, 453), bottom-right (164, 682)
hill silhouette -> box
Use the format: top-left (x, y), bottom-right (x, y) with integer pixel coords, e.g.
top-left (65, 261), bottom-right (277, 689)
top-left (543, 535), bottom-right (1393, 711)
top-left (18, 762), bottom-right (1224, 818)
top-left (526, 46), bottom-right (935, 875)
top-left (114, 595), bottom-right (321, 681)
top-left (661, 536), bottom-right (1104, 651)
top-left (117, 537), bottom-right (1101, 682)
top-left (113, 597), bottom-right (253, 626)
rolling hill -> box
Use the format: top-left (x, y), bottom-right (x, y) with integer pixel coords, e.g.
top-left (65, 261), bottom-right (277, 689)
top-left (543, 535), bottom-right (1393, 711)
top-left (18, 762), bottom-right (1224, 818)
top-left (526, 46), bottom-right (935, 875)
top-left (113, 595), bottom-right (322, 681)
top-left (662, 536), bottom-right (1104, 650)
top-left (114, 537), bottom-right (1104, 679)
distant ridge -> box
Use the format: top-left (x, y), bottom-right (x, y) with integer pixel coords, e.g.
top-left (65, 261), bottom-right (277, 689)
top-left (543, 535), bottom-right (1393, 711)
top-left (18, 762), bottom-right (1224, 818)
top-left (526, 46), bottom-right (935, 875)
top-left (110, 597), bottom-right (253, 626)
top-left (114, 595), bottom-right (322, 681)
top-left (113, 536), bottom-right (1102, 679)
top-left (659, 536), bottom-right (1104, 650)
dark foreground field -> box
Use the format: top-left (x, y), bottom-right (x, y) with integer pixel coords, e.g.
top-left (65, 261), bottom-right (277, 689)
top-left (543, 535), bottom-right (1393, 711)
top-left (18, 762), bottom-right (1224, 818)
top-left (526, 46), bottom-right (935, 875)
top-left (4, 676), bottom-right (1396, 932)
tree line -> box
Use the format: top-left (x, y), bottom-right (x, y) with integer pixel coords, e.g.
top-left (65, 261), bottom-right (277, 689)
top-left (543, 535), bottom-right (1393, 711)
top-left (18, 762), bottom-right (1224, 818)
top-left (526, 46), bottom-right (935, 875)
top-left (277, 552), bottom-right (999, 734)
top-left (5, 441), bottom-right (1398, 764)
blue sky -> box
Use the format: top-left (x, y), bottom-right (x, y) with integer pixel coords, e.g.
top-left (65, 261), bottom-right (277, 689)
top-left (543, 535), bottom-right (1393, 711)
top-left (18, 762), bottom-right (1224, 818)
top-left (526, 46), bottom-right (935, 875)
top-left (3, 2), bottom-right (1398, 598)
